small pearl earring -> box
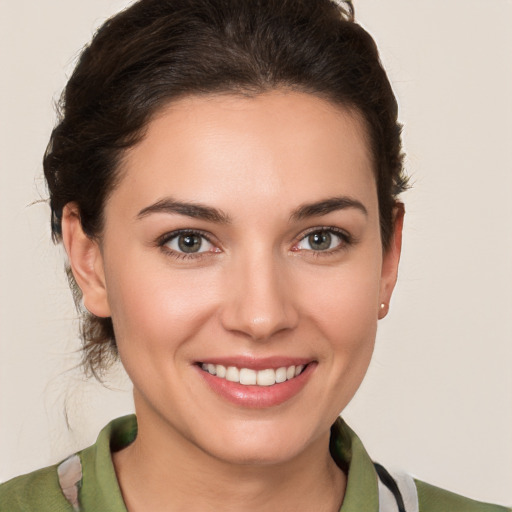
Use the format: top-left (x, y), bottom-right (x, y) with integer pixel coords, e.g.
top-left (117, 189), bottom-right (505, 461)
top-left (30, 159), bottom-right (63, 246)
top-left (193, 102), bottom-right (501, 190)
top-left (380, 303), bottom-right (386, 310)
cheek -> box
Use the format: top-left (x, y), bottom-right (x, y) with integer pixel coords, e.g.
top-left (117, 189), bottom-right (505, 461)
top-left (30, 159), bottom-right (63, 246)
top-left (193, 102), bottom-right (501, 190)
top-left (293, 250), bottom-right (382, 401)
top-left (104, 255), bottom-right (221, 357)
top-left (298, 256), bottom-right (382, 341)
top-left (306, 269), bottom-right (379, 411)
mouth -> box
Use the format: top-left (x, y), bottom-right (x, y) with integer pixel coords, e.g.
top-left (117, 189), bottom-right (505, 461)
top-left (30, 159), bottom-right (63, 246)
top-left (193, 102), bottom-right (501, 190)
top-left (195, 358), bottom-right (316, 408)
top-left (199, 363), bottom-right (307, 386)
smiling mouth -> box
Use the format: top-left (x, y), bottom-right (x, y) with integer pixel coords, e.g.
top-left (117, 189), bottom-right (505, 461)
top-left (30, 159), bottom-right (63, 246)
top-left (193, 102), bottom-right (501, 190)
top-left (199, 363), bottom-right (308, 387)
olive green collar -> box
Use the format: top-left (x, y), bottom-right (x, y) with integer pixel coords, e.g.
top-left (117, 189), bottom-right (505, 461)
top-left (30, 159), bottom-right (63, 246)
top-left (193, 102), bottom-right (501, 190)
top-left (77, 414), bottom-right (379, 512)
top-left (331, 417), bottom-right (379, 511)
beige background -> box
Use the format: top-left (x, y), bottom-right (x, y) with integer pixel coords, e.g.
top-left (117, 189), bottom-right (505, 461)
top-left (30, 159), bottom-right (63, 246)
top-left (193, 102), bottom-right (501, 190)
top-left (1, 0), bottom-right (511, 505)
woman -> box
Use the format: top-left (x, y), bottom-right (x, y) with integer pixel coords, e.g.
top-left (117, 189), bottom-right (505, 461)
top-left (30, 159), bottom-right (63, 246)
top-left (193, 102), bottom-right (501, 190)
top-left (0, 0), bottom-right (509, 511)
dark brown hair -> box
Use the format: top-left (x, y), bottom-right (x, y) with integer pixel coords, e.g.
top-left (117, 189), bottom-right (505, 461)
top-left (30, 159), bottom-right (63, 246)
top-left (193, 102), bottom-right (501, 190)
top-left (44, 0), bottom-right (407, 377)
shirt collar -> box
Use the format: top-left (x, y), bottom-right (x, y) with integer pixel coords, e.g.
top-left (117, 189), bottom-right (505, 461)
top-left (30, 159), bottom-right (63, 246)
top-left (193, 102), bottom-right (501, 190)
top-left (330, 417), bottom-right (379, 512)
top-left (77, 415), bottom-right (379, 512)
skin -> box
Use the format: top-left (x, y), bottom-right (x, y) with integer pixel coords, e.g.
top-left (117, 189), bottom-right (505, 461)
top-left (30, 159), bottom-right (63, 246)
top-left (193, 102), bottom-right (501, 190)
top-left (62, 91), bottom-right (403, 512)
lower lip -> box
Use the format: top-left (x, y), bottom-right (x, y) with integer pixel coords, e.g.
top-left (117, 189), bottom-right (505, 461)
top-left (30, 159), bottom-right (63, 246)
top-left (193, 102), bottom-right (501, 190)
top-left (196, 363), bottom-right (316, 408)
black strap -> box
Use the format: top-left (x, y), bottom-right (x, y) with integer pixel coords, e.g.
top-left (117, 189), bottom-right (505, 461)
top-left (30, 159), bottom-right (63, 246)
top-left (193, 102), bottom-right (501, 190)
top-left (374, 463), bottom-right (407, 512)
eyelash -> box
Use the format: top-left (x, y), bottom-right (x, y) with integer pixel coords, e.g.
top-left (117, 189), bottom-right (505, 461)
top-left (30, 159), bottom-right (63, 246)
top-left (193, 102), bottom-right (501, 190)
top-left (291, 226), bottom-right (354, 258)
top-left (157, 229), bottom-right (219, 261)
top-left (156, 226), bottom-right (354, 261)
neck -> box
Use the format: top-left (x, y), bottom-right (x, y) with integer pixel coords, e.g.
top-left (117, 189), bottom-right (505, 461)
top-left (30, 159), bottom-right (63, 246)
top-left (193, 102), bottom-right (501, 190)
top-left (113, 408), bottom-right (346, 512)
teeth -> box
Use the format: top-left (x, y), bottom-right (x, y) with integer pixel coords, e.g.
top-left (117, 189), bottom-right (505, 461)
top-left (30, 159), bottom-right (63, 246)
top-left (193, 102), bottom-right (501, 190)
top-left (239, 368), bottom-right (257, 385)
top-left (225, 366), bottom-right (239, 382)
top-left (257, 369), bottom-right (276, 386)
top-left (201, 363), bottom-right (306, 386)
top-left (275, 367), bottom-right (287, 383)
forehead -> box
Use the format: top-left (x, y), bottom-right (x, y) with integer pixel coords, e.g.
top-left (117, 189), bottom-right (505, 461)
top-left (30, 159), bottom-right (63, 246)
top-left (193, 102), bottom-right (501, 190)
top-left (111, 91), bottom-right (377, 219)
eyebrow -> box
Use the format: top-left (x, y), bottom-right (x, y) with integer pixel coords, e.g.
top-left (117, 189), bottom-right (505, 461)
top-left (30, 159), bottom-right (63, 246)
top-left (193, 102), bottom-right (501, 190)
top-left (137, 198), bottom-right (232, 224)
top-left (137, 195), bottom-right (367, 224)
top-left (290, 196), bottom-right (368, 221)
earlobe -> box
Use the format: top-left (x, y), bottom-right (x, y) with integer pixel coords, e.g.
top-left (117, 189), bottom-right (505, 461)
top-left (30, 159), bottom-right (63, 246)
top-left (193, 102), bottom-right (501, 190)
top-left (61, 203), bottom-right (111, 318)
top-left (378, 203), bottom-right (405, 320)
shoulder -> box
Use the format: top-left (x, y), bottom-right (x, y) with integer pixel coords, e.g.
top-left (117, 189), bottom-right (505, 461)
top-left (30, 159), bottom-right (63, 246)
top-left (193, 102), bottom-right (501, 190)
top-left (415, 478), bottom-right (511, 512)
top-left (0, 415), bottom-right (136, 512)
top-left (0, 464), bottom-right (73, 512)
top-left (332, 418), bottom-right (510, 512)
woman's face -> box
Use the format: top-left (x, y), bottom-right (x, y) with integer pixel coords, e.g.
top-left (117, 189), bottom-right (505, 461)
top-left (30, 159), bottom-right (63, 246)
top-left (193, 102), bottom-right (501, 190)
top-left (70, 91), bottom-right (401, 465)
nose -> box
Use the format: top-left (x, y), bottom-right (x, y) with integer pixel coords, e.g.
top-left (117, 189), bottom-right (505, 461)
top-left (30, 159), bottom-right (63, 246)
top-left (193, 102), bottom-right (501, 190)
top-left (219, 251), bottom-right (299, 342)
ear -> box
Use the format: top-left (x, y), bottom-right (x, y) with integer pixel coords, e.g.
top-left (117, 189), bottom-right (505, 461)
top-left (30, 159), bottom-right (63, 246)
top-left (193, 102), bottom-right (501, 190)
top-left (61, 203), bottom-right (111, 318)
top-left (378, 203), bottom-right (404, 320)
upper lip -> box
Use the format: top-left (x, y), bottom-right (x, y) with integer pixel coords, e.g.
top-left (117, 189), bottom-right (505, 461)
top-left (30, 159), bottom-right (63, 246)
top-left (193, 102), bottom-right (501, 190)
top-left (196, 356), bottom-right (314, 371)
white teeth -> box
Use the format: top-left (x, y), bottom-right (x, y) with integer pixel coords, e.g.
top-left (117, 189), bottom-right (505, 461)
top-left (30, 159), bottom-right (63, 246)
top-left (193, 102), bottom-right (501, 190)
top-left (239, 368), bottom-right (257, 385)
top-left (275, 367), bottom-right (287, 383)
top-left (201, 363), bottom-right (306, 386)
top-left (256, 369), bottom-right (276, 386)
top-left (225, 366), bottom-right (240, 382)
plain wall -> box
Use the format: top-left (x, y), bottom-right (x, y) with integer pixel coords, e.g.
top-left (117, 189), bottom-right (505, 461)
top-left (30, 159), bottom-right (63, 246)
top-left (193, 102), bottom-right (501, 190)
top-left (1, 0), bottom-right (511, 505)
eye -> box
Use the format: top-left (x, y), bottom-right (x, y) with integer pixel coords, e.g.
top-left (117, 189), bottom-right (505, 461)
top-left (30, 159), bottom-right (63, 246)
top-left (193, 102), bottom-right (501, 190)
top-left (163, 231), bottom-right (217, 254)
top-left (294, 229), bottom-right (348, 252)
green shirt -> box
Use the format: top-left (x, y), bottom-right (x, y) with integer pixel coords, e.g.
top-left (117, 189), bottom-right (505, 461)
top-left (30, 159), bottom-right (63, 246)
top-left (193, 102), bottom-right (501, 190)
top-left (0, 415), bottom-right (509, 512)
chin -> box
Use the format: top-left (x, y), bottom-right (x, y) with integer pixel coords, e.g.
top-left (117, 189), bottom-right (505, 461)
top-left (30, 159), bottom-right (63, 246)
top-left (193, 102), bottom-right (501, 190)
top-left (191, 416), bottom-right (326, 467)
top-left (208, 437), bottom-right (305, 467)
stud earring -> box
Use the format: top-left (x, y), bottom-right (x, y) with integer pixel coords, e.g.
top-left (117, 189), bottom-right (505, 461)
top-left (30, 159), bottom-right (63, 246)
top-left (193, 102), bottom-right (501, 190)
top-left (380, 303), bottom-right (386, 310)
